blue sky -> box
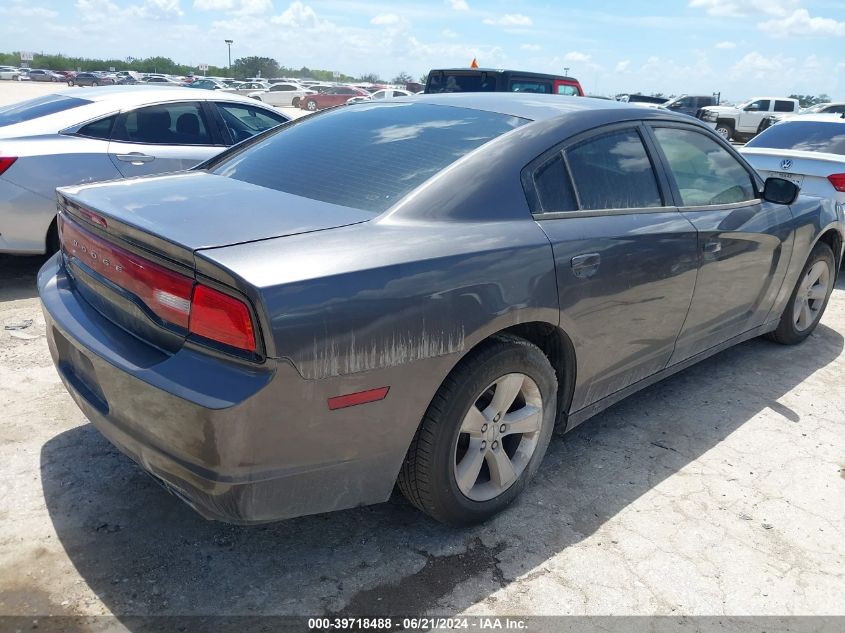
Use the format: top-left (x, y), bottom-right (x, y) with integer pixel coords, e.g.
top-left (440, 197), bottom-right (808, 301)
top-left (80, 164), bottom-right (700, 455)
top-left (1, 0), bottom-right (844, 99)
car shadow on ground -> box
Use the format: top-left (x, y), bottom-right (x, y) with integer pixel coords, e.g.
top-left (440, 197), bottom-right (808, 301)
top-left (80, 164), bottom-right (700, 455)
top-left (38, 320), bottom-right (843, 621)
top-left (0, 254), bottom-right (48, 302)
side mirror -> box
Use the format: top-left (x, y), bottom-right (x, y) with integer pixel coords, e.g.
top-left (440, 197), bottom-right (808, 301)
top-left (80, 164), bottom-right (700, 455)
top-left (762, 177), bottom-right (799, 205)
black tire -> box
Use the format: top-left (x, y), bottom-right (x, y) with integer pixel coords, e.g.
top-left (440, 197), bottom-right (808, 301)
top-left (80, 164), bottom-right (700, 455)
top-left (67, 80), bottom-right (74, 87)
top-left (769, 242), bottom-right (836, 345)
top-left (398, 334), bottom-right (558, 526)
top-left (715, 120), bottom-right (734, 141)
top-left (306, 99), bottom-right (318, 111)
top-left (292, 97), bottom-right (300, 107)
top-left (46, 220), bottom-right (60, 254)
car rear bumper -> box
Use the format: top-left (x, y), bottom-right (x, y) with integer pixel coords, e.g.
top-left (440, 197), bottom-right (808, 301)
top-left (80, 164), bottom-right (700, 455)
top-left (38, 254), bottom-right (419, 523)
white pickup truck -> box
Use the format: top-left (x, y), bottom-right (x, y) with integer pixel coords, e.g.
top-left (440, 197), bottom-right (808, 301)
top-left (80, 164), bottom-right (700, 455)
top-left (699, 97), bottom-right (799, 141)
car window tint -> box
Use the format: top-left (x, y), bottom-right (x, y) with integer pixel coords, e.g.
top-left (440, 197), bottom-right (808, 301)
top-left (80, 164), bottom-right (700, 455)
top-left (0, 94), bottom-right (91, 127)
top-left (565, 129), bottom-right (662, 210)
top-left (510, 80), bottom-right (551, 94)
top-left (653, 127), bottom-right (756, 205)
top-left (427, 72), bottom-right (496, 93)
top-left (774, 100), bottom-right (794, 112)
top-left (212, 102), bottom-right (526, 213)
top-left (76, 115), bottom-right (116, 140)
top-left (745, 121), bottom-right (845, 156)
top-left (113, 102), bottom-right (212, 145)
top-left (533, 154), bottom-right (578, 213)
top-left (749, 99), bottom-right (770, 111)
top-left (216, 102), bottom-right (286, 144)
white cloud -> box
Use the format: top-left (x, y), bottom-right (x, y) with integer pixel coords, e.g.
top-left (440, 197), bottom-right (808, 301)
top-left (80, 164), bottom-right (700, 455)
top-left (194, 0), bottom-right (271, 14)
top-left (271, 1), bottom-right (322, 28)
top-left (759, 9), bottom-right (845, 37)
top-left (615, 60), bottom-right (631, 72)
top-left (715, 40), bottom-right (737, 48)
top-left (75, 0), bottom-right (183, 22)
top-left (563, 51), bottom-right (591, 63)
top-left (445, 0), bottom-right (469, 10)
top-left (441, 28), bottom-right (457, 38)
top-left (371, 13), bottom-right (400, 26)
top-left (194, 0), bottom-right (234, 8)
top-left (0, 4), bottom-right (58, 18)
top-left (483, 14), bottom-right (532, 27)
top-left (688, 0), bottom-right (797, 17)
top-left (520, 43), bottom-right (541, 51)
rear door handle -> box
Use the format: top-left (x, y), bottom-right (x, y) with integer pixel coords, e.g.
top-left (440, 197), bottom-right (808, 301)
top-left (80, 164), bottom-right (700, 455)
top-left (571, 253), bottom-right (601, 278)
top-left (115, 152), bottom-right (154, 164)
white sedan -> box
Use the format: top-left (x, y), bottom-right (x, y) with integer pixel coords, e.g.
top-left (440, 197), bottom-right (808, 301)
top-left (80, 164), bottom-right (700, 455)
top-left (249, 82), bottom-right (315, 107)
top-left (741, 115), bottom-right (845, 206)
top-left (0, 66), bottom-right (22, 81)
top-left (347, 88), bottom-right (414, 104)
top-left (222, 81), bottom-right (269, 96)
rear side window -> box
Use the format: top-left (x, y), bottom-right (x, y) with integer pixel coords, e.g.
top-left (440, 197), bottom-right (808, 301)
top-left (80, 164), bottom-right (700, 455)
top-left (76, 115), bottom-right (116, 140)
top-left (653, 127), bottom-right (756, 205)
top-left (211, 102), bottom-right (526, 213)
top-left (565, 129), bottom-right (662, 210)
top-left (427, 72), bottom-right (496, 93)
top-left (510, 80), bottom-right (551, 94)
top-left (746, 121), bottom-right (845, 156)
top-left (774, 100), bottom-right (795, 112)
top-left (533, 154), bottom-right (578, 212)
top-left (0, 94), bottom-right (91, 127)
top-left (113, 102), bottom-right (212, 145)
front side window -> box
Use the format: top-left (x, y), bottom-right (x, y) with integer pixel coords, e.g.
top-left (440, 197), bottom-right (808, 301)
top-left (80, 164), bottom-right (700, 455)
top-left (211, 102), bottom-right (526, 213)
top-left (747, 99), bottom-right (770, 112)
top-left (216, 102), bottom-right (286, 144)
top-left (653, 127), bottom-right (756, 205)
top-left (565, 129), bottom-right (662, 210)
top-left (113, 102), bottom-right (212, 145)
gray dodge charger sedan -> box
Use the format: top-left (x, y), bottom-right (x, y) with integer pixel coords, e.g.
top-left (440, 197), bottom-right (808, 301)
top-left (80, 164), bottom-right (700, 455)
top-left (38, 94), bottom-right (843, 526)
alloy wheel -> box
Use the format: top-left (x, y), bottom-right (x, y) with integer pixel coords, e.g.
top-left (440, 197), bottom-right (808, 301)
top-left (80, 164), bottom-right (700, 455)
top-left (793, 260), bottom-right (830, 331)
top-left (453, 373), bottom-right (543, 502)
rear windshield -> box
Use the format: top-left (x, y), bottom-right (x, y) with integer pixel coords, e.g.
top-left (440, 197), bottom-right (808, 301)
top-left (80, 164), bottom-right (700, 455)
top-left (746, 121), bottom-right (845, 155)
top-left (0, 94), bottom-right (91, 127)
top-left (211, 102), bottom-right (527, 213)
top-left (427, 72), bottom-right (497, 93)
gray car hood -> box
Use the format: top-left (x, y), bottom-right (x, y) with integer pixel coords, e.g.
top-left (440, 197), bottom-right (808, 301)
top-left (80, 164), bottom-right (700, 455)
top-left (58, 170), bottom-right (374, 255)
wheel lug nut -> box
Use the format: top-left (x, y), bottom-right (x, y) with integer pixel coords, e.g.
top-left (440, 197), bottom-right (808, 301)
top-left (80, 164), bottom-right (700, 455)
top-left (481, 424), bottom-right (487, 432)
top-left (500, 424), bottom-right (506, 433)
top-left (492, 440), bottom-right (498, 450)
top-left (480, 441), bottom-right (487, 451)
top-left (494, 413), bottom-right (501, 422)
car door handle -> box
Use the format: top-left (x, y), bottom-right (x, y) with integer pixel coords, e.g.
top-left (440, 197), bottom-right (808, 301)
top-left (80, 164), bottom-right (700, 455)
top-left (115, 153), bottom-right (154, 164)
top-left (703, 240), bottom-right (722, 254)
top-left (571, 253), bottom-right (601, 278)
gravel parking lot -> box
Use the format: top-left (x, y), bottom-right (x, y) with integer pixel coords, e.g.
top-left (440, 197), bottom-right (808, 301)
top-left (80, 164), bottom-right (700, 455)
top-left (0, 79), bottom-right (843, 623)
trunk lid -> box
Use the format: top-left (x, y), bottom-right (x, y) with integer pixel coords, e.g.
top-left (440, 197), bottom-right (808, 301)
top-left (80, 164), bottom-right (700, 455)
top-left (57, 170), bottom-right (374, 266)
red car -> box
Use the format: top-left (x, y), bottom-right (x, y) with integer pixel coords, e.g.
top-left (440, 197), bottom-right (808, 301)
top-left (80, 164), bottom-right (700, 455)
top-left (299, 86), bottom-right (369, 111)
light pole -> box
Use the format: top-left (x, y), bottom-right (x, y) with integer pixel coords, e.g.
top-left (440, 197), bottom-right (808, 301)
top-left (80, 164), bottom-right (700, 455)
top-left (224, 39), bottom-right (233, 73)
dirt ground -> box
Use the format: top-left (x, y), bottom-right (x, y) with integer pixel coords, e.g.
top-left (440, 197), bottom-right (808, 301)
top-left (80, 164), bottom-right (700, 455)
top-left (0, 79), bottom-right (843, 625)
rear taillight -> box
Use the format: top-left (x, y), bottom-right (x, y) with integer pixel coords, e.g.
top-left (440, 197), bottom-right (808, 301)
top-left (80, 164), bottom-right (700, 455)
top-left (0, 157), bottom-right (17, 176)
top-left (189, 284), bottom-right (256, 353)
top-left (59, 213), bottom-right (258, 355)
top-left (828, 174), bottom-right (845, 192)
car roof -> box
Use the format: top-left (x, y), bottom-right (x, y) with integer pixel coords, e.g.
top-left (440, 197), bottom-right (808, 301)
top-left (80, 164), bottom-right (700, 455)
top-left (430, 68), bottom-right (579, 81)
top-left (393, 92), bottom-right (670, 122)
top-left (48, 85), bottom-right (263, 106)
top-left (776, 114), bottom-right (845, 124)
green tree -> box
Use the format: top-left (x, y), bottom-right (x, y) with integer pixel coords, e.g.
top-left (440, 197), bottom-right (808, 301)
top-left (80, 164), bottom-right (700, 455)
top-left (789, 94), bottom-right (831, 108)
top-left (392, 71), bottom-right (412, 85)
top-left (231, 56), bottom-right (280, 79)
top-left (358, 72), bottom-right (382, 83)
